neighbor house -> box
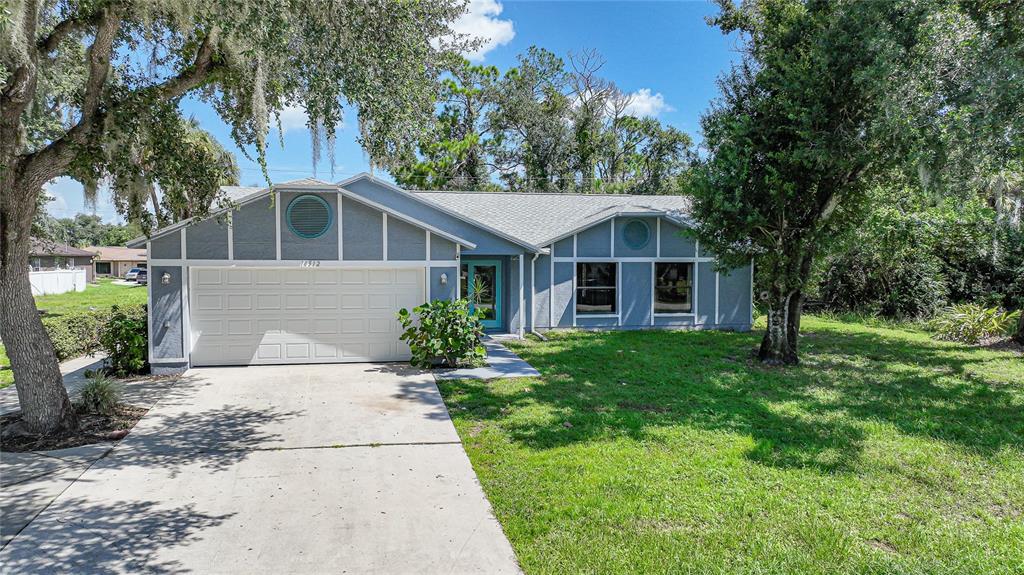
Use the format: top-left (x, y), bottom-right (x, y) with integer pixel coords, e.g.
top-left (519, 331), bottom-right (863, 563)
top-left (29, 238), bottom-right (95, 283)
top-left (129, 174), bottom-right (752, 373)
top-left (87, 246), bottom-right (147, 278)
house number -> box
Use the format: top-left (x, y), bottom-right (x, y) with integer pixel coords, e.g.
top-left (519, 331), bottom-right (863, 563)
top-left (301, 260), bottom-right (321, 267)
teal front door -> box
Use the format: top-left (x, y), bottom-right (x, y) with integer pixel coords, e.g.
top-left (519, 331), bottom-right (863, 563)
top-left (461, 260), bottom-right (502, 329)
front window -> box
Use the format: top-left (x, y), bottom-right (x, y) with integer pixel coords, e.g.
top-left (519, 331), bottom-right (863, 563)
top-left (654, 262), bottom-right (693, 313)
top-left (576, 262), bottom-right (616, 315)
top-left (96, 262), bottom-right (112, 275)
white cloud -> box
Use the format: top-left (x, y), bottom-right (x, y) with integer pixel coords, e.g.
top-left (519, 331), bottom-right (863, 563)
top-left (623, 89), bottom-right (674, 118)
top-left (451, 0), bottom-right (515, 62)
top-left (275, 104), bottom-right (310, 133)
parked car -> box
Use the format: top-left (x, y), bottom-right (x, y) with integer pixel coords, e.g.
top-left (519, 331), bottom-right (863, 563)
top-left (135, 269), bottom-right (148, 285)
top-left (125, 267), bottom-right (143, 281)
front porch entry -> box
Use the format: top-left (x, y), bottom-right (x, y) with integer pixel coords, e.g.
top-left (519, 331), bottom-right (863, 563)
top-left (461, 259), bottom-right (502, 329)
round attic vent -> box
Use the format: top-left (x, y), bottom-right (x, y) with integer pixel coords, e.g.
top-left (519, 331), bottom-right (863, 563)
top-left (623, 219), bottom-right (651, 249)
top-left (286, 194), bottom-right (332, 239)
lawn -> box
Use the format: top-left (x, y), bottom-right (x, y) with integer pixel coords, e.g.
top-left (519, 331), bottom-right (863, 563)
top-left (34, 278), bottom-right (147, 317)
top-left (0, 279), bottom-right (147, 389)
top-left (437, 316), bottom-right (1024, 574)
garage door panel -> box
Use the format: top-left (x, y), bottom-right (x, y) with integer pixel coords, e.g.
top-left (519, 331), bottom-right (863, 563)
top-left (189, 267), bottom-right (423, 366)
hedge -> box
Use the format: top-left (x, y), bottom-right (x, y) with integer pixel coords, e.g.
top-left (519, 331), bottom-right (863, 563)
top-left (41, 303), bottom-right (147, 361)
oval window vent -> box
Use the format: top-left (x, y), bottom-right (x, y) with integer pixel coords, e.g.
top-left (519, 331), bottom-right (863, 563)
top-left (623, 219), bottom-right (651, 249)
top-left (286, 194), bottom-right (332, 239)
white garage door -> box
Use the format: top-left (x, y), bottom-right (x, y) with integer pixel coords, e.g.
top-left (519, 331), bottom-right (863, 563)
top-left (188, 267), bottom-right (424, 366)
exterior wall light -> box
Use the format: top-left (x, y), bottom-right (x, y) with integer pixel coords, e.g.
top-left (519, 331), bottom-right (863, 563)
top-left (440, 273), bottom-right (448, 286)
top-left (161, 271), bottom-right (172, 285)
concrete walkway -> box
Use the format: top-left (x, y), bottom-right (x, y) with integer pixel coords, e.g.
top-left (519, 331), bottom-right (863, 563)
top-left (0, 353), bottom-right (107, 416)
top-left (435, 336), bottom-right (540, 380)
top-left (1, 364), bottom-right (521, 574)
top-left (0, 370), bottom-right (176, 547)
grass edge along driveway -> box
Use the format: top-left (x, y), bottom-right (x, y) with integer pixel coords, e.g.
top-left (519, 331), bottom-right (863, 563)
top-left (437, 316), bottom-right (1024, 575)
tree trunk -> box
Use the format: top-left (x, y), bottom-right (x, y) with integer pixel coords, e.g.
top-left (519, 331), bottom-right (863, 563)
top-left (1014, 309), bottom-right (1024, 345)
top-left (1, 176), bottom-right (78, 435)
top-left (758, 289), bottom-right (800, 365)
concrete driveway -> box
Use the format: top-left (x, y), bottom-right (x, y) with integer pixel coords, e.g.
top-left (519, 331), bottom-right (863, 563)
top-left (0, 364), bottom-right (520, 574)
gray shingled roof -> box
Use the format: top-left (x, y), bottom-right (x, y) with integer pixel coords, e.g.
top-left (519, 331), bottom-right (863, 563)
top-left (413, 191), bottom-right (692, 246)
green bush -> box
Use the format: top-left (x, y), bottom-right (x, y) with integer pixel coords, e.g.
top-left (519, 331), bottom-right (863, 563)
top-left (929, 304), bottom-right (1019, 344)
top-left (98, 305), bottom-right (149, 377)
top-left (396, 299), bottom-right (486, 368)
top-left (42, 310), bottom-right (106, 360)
top-left (77, 375), bottom-right (122, 415)
top-left (40, 303), bottom-right (147, 363)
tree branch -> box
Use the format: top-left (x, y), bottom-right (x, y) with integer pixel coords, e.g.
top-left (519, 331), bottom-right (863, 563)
top-left (36, 10), bottom-right (104, 54)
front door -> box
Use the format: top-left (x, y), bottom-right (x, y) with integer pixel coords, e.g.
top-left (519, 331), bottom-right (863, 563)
top-left (461, 260), bottom-right (502, 329)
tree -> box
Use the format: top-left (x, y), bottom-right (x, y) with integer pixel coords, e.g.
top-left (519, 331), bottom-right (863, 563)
top-left (1, 0), bottom-right (468, 435)
top-left (689, 0), bottom-right (931, 364)
top-left (392, 59), bottom-right (500, 190)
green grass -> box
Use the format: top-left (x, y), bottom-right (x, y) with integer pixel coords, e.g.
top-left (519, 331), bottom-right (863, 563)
top-left (437, 316), bottom-right (1024, 574)
top-left (34, 277), bottom-right (147, 317)
top-left (0, 346), bottom-right (11, 389)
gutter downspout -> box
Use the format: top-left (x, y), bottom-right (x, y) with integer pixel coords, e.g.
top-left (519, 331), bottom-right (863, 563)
top-left (529, 252), bottom-right (548, 341)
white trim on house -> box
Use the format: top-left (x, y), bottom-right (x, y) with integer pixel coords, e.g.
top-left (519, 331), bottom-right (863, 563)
top-left (518, 254), bottom-right (525, 337)
top-left (227, 212), bottom-right (234, 261)
top-left (149, 259), bottom-right (457, 268)
top-left (656, 218), bottom-right (661, 258)
top-left (275, 191), bottom-right (282, 261)
top-left (335, 186), bottom-right (477, 250)
top-left (382, 212), bottom-right (388, 261)
top-left (695, 240), bottom-right (701, 324)
top-left (548, 245), bottom-right (554, 329)
top-left (553, 256), bottom-right (715, 263)
top-left (651, 260), bottom-right (698, 318)
top-left (338, 196), bottom-right (344, 259)
top-left (571, 234), bottom-right (578, 327)
top-left (182, 265), bottom-right (191, 363)
top-left (146, 241), bottom-right (154, 364)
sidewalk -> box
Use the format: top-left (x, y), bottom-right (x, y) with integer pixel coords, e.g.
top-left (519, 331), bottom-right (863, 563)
top-left (0, 354), bottom-right (107, 416)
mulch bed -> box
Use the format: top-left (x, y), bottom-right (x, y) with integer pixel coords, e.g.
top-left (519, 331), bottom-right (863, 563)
top-left (0, 404), bottom-right (148, 453)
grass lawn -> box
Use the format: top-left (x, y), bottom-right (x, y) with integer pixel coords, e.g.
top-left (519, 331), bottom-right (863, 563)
top-left (437, 316), bottom-right (1024, 574)
top-left (34, 277), bottom-right (147, 317)
top-left (0, 279), bottom-right (147, 389)
top-left (0, 346), bottom-right (11, 389)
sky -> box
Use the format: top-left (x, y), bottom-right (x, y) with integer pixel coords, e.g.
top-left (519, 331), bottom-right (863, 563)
top-left (45, 0), bottom-right (740, 223)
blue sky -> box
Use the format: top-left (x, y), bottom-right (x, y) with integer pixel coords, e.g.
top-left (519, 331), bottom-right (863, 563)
top-left (46, 1), bottom-right (739, 222)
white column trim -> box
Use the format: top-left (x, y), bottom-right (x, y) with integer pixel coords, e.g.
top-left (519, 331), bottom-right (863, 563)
top-left (616, 261), bottom-right (621, 326)
top-left (425, 230), bottom-right (431, 262)
top-left (146, 241), bottom-right (154, 363)
top-left (548, 246), bottom-right (554, 329)
top-left (455, 244), bottom-right (461, 299)
top-left (610, 216), bottom-right (615, 257)
top-left (180, 226), bottom-right (187, 260)
top-left (715, 270), bottom-right (720, 325)
top-left (227, 212), bottom-right (234, 261)
top-left (424, 230), bottom-right (431, 302)
top-left (182, 265), bottom-right (191, 363)
top-left (571, 235), bottom-right (578, 327)
top-left (382, 212), bottom-right (388, 261)
top-left (694, 250), bottom-right (701, 325)
top-left (337, 194), bottom-right (344, 260)
top-left (518, 254), bottom-right (525, 337)
top-left (656, 218), bottom-right (661, 257)
top-left (275, 191), bottom-right (282, 261)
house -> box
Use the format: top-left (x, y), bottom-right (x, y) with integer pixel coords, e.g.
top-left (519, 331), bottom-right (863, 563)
top-left (87, 246), bottom-right (147, 278)
top-left (29, 238), bottom-right (95, 283)
top-left (129, 174), bottom-right (752, 374)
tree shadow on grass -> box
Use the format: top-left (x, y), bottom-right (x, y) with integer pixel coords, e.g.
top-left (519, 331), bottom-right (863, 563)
top-left (440, 324), bottom-right (1023, 474)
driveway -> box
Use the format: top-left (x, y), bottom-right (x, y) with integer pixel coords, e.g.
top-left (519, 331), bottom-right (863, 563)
top-left (0, 364), bottom-right (521, 574)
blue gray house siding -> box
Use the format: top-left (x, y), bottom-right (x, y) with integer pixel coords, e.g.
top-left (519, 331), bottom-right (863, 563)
top-left (525, 216), bottom-right (752, 332)
top-left (144, 176), bottom-right (752, 372)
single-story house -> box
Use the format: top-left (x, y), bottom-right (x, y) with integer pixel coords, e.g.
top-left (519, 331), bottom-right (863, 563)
top-left (87, 246), bottom-right (147, 278)
top-left (29, 238), bottom-right (95, 283)
top-left (130, 173), bottom-right (752, 373)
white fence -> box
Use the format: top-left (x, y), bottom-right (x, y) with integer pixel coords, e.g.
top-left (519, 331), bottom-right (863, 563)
top-left (29, 269), bottom-right (87, 296)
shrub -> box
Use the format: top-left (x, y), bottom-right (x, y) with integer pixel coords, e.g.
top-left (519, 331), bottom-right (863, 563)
top-left (396, 299), bottom-right (486, 368)
top-left (42, 310), bottom-right (106, 360)
top-left (98, 305), bottom-right (149, 377)
top-left (78, 375), bottom-right (122, 415)
top-left (929, 304), bottom-right (1020, 344)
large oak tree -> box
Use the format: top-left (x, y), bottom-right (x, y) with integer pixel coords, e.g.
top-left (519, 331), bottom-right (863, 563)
top-left (1, 0), bottom-right (469, 434)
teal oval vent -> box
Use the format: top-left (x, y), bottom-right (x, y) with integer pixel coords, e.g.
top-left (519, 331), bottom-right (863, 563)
top-left (623, 219), bottom-right (651, 249)
top-left (286, 194), bottom-right (332, 239)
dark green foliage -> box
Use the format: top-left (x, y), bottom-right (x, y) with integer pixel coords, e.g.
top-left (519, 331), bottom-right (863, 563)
top-left (40, 304), bottom-right (147, 363)
top-left (33, 212), bottom-right (143, 248)
top-left (77, 375), bottom-right (122, 415)
top-left (42, 311), bottom-right (105, 361)
top-left (98, 305), bottom-right (149, 377)
top-left (929, 304), bottom-right (1019, 344)
top-left (396, 299), bottom-right (486, 368)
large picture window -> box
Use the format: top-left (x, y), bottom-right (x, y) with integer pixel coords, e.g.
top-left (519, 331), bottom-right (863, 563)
top-left (96, 262), bottom-right (112, 275)
top-left (654, 262), bottom-right (693, 314)
top-left (576, 262), bottom-right (616, 315)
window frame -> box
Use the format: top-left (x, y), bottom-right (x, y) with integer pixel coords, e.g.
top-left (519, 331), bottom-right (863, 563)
top-left (575, 261), bottom-right (618, 317)
top-left (653, 261), bottom-right (695, 316)
top-left (95, 261), bottom-right (112, 275)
